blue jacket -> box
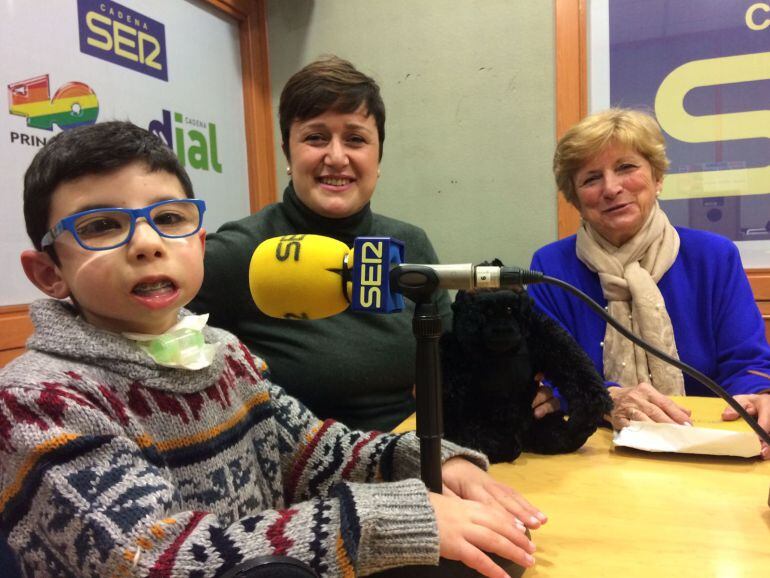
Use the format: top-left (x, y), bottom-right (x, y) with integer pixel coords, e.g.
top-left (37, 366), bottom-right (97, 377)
top-left (528, 227), bottom-right (770, 397)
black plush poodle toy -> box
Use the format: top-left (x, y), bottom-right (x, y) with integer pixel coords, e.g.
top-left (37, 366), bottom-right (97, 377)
top-left (440, 282), bottom-right (612, 463)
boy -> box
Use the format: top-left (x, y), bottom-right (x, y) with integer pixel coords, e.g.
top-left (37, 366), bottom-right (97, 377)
top-left (0, 122), bottom-right (544, 577)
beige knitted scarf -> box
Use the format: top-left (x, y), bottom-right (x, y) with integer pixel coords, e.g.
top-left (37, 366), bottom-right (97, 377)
top-left (576, 203), bottom-right (685, 395)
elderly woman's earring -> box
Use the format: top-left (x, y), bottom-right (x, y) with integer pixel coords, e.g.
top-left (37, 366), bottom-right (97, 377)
top-left (377, 168), bottom-right (381, 178)
top-left (286, 166), bottom-right (292, 176)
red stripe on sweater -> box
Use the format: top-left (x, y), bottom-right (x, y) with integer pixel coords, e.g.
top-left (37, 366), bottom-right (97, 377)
top-left (267, 508), bottom-right (299, 555)
top-left (286, 420), bottom-right (333, 502)
top-left (148, 511), bottom-right (207, 578)
top-left (341, 431), bottom-right (379, 479)
top-left (239, 342), bottom-right (263, 378)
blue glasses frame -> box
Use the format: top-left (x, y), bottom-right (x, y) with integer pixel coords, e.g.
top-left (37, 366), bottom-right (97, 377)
top-left (40, 198), bottom-right (206, 251)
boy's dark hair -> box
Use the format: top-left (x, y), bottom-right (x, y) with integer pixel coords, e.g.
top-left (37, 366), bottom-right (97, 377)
top-left (279, 55), bottom-right (386, 160)
top-left (23, 120), bottom-right (194, 251)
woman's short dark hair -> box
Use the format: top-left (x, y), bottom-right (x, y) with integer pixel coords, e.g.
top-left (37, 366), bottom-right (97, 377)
top-left (279, 56), bottom-right (386, 160)
top-left (23, 120), bottom-right (194, 251)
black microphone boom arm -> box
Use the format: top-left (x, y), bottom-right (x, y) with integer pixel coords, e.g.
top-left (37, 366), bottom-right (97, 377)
top-left (391, 264), bottom-right (543, 291)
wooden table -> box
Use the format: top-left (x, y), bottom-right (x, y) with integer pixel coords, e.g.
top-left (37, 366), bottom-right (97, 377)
top-left (395, 397), bottom-right (770, 577)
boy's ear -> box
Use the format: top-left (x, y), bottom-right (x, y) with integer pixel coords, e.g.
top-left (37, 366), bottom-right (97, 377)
top-left (20, 250), bottom-right (71, 299)
top-left (197, 228), bottom-right (206, 251)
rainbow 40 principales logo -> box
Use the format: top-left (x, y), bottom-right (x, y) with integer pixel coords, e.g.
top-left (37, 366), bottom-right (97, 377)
top-left (8, 74), bottom-right (99, 143)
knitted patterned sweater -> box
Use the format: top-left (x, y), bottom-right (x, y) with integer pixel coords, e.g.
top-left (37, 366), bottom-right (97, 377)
top-left (0, 300), bottom-right (486, 577)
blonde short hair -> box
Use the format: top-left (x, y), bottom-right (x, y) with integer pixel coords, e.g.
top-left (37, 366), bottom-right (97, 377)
top-left (553, 108), bottom-right (669, 206)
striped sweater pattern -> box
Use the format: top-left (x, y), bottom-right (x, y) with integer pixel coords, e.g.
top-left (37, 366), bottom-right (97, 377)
top-left (0, 300), bottom-right (484, 577)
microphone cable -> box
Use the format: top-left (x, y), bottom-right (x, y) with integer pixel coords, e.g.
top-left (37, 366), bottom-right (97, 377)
top-left (507, 267), bottom-right (770, 447)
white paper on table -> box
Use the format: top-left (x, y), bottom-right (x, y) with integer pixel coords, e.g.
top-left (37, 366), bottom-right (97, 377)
top-left (613, 421), bottom-right (760, 458)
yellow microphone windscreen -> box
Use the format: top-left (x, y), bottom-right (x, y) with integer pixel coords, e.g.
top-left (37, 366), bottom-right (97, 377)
top-left (249, 235), bottom-right (352, 319)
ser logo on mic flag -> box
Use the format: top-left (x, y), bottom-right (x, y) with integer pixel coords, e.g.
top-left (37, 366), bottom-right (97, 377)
top-left (351, 237), bottom-right (405, 314)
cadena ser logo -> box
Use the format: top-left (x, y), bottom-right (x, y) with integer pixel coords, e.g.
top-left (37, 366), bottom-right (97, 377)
top-left (8, 74), bottom-right (99, 145)
top-left (77, 0), bottom-right (168, 81)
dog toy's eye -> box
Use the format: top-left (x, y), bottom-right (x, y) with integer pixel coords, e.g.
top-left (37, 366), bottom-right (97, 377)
top-left (505, 306), bottom-right (513, 315)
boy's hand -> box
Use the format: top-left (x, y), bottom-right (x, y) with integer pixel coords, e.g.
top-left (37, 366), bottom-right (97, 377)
top-left (441, 457), bottom-right (547, 529)
top-left (429, 491), bottom-right (536, 577)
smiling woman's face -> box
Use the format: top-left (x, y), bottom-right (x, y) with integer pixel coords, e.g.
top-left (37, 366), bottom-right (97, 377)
top-left (286, 105), bottom-right (380, 219)
top-left (573, 142), bottom-right (662, 246)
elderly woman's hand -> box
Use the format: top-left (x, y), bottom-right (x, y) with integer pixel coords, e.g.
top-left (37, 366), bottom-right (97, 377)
top-left (605, 381), bottom-right (692, 430)
top-left (721, 393), bottom-right (770, 460)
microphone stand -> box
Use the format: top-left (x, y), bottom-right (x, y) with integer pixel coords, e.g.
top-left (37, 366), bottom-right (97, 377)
top-left (350, 241), bottom-right (447, 492)
top-left (384, 267), bottom-right (526, 578)
top-left (398, 276), bottom-right (444, 494)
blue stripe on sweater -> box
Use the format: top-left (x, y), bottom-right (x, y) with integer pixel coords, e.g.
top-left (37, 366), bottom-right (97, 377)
top-left (1, 435), bottom-right (113, 532)
top-left (161, 400), bottom-right (273, 468)
top-left (331, 482), bottom-right (360, 564)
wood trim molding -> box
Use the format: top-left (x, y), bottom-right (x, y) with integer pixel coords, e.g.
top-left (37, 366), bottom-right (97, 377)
top-left (555, 0), bottom-right (585, 238)
top-left (0, 304), bottom-right (32, 351)
top-left (205, 0), bottom-right (276, 212)
top-left (0, 304), bottom-right (33, 367)
top-left (750, 269), bottom-right (770, 343)
top-left (748, 269), bottom-right (770, 301)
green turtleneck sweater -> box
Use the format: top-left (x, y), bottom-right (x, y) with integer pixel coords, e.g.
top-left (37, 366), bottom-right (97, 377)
top-left (190, 185), bottom-right (451, 431)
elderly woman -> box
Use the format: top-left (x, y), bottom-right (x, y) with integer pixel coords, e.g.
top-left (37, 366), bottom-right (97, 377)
top-left (528, 108), bottom-right (770, 458)
top-left (190, 56), bottom-right (451, 431)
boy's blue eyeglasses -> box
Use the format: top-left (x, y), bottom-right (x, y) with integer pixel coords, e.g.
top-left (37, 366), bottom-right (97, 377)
top-left (40, 199), bottom-right (206, 251)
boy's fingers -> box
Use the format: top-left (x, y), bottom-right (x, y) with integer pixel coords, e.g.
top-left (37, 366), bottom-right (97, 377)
top-left (470, 502), bottom-right (536, 552)
top-left (489, 486), bottom-right (546, 527)
top-left (476, 492), bottom-right (519, 525)
top-left (485, 489), bottom-right (535, 525)
top-left (458, 477), bottom-right (545, 528)
top-left (442, 484), bottom-right (459, 498)
top-left (464, 526), bottom-right (536, 573)
top-left (455, 542), bottom-right (508, 578)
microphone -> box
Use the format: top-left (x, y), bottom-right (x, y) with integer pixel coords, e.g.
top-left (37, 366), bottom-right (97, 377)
top-left (248, 234), bottom-right (353, 320)
top-left (248, 235), bottom-right (543, 319)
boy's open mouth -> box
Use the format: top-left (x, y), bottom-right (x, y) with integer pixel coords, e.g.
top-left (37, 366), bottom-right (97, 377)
top-left (132, 279), bottom-right (176, 295)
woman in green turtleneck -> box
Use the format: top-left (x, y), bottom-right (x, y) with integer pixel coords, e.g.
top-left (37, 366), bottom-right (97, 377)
top-left (190, 56), bottom-right (451, 431)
